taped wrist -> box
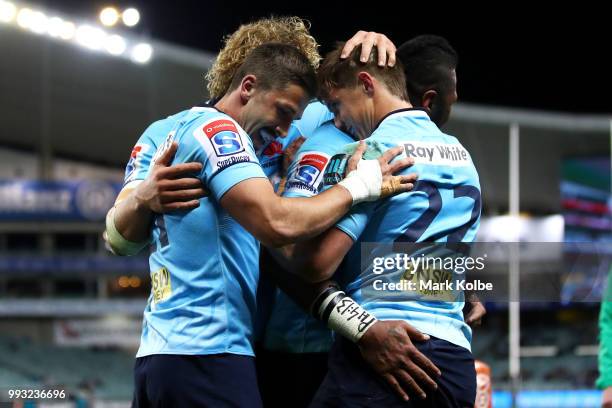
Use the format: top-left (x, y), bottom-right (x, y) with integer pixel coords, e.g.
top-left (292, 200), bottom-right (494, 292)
top-left (312, 289), bottom-right (378, 343)
top-left (338, 160), bottom-right (383, 205)
top-left (105, 207), bottom-right (150, 256)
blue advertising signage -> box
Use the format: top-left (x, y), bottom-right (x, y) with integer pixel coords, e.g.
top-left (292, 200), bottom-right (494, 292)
top-left (0, 180), bottom-right (122, 222)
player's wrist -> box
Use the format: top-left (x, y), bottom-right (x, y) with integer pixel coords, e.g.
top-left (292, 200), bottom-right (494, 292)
top-left (132, 184), bottom-right (156, 215)
top-left (105, 207), bottom-right (150, 256)
top-left (311, 287), bottom-right (378, 343)
top-left (338, 160), bottom-right (383, 205)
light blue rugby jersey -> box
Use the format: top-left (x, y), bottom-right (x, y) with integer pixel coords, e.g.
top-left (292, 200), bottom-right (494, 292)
top-left (258, 101), bottom-right (335, 190)
top-left (136, 106), bottom-right (268, 357)
top-left (263, 121), bottom-right (354, 353)
top-left (331, 109), bottom-right (482, 351)
top-left (123, 101), bottom-right (333, 355)
top-left (123, 110), bottom-right (191, 187)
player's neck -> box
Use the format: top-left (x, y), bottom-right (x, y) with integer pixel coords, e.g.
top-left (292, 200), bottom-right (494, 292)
top-left (214, 92), bottom-right (241, 124)
top-left (372, 93), bottom-right (412, 129)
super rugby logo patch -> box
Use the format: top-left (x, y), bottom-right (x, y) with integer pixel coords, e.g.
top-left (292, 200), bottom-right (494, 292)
top-left (194, 117), bottom-right (257, 172)
top-left (285, 152), bottom-right (330, 196)
top-left (203, 119), bottom-right (245, 157)
top-left (295, 153), bottom-right (328, 185)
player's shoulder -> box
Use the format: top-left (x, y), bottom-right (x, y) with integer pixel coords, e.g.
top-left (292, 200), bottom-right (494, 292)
top-left (289, 101), bottom-right (334, 138)
top-left (299, 121), bottom-right (353, 154)
top-left (178, 107), bottom-right (249, 147)
top-left (372, 108), bottom-right (434, 141)
top-left (144, 109), bottom-right (191, 134)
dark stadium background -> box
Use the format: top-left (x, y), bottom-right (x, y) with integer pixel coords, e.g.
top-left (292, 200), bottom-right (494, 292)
top-left (48, 0), bottom-right (611, 114)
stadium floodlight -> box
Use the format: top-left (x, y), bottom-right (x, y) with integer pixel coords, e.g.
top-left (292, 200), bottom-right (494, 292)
top-left (47, 16), bottom-right (65, 37)
top-left (130, 42), bottom-right (152, 64)
top-left (121, 7), bottom-right (139, 27)
top-left (75, 24), bottom-right (106, 50)
top-left (58, 20), bottom-right (75, 40)
top-left (99, 6), bottom-right (118, 27)
top-left (16, 7), bottom-right (33, 28)
top-left (0, 1), bottom-right (17, 23)
top-left (28, 10), bottom-right (48, 34)
top-left (105, 33), bottom-right (126, 55)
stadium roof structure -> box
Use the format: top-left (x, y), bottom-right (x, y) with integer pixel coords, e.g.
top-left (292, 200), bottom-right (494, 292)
top-left (0, 23), bottom-right (610, 214)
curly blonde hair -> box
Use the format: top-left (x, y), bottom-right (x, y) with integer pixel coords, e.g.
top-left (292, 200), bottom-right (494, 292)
top-left (205, 16), bottom-right (320, 99)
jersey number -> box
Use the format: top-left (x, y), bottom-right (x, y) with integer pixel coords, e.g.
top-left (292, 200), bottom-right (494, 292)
top-left (394, 181), bottom-right (481, 243)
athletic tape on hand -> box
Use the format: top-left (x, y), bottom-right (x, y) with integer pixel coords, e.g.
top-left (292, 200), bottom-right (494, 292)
top-left (105, 207), bottom-right (150, 256)
top-left (338, 159), bottom-right (383, 205)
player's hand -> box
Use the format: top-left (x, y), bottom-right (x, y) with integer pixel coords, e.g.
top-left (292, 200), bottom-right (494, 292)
top-left (135, 141), bottom-right (208, 213)
top-left (342, 31), bottom-right (397, 67)
top-left (465, 300), bottom-right (487, 327)
top-left (603, 386), bottom-right (612, 408)
top-left (281, 136), bottom-right (306, 178)
top-left (358, 320), bottom-right (441, 401)
top-left (345, 142), bottom-right (417, 197)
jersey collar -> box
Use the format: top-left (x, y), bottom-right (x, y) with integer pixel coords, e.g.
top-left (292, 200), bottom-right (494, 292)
top-left (374, 108), bottom-right (430, 132)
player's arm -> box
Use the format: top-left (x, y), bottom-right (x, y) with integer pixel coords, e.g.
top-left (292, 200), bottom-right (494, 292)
top-left (221, 143), bottom-right (414, 247)
top-left (265, 235), bottom-right (440, 401)
top-left (105, 142), bottom-right (207, 255)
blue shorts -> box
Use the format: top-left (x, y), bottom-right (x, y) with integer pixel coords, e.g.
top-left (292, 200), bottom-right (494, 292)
top-left (310, 336), bottom-right (476, 408)
top-left (132, 354), bottom-right (262, 408)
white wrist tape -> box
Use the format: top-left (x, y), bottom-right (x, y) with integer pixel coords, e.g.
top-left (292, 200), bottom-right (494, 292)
top-left (105, 207), bottom-right (149, 256)
top-left (338, 159), bottom-right (382, 205)
top-left (315, 290), bottom-right (378, 343)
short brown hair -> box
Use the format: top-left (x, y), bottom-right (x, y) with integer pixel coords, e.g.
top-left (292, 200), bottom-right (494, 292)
top-left (228, 43), bottom-right (317, 99)
top-left (318, 43), bottom-right (408, 101)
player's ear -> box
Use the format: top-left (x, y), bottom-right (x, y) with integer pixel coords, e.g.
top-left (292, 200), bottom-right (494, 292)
top-left (239, 75), bottom-right (257, 104)
top-left (357, 72), bottom-right (375, 96)
top-left (421, 89), bottom-right (438, 113)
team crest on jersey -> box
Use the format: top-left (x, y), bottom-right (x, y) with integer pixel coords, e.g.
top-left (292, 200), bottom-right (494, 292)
top-left (202, 119), bottom-right (245, 157)
top-left (124, 143), bottom-right (150, 183)
top-left (323, 153), bottom-right (349, 186)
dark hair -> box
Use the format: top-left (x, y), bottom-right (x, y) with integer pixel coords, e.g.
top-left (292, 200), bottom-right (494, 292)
top-left (228, 42), bottom-right (317, 98)
top-left (317, 43), bottom-right (408, 101)
top-left (397, 35), bottom-right (458, 103)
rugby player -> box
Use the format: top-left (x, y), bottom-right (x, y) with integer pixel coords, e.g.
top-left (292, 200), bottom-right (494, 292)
top-left (260, 35), bottom-right (488, 407)
top-left (260, 34), bottom-right (458, 404)
top-left (279, 43), bottom-right (482, 406)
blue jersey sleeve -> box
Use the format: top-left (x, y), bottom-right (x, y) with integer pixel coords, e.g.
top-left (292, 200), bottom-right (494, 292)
top-left (335, 204), bottom-right (374, 242)
top-left (180, 115), bottom-right (267, 202)
top-left (123, 125), bottom-right (160, 187)
top-left (283, 122), bottom-right (354, 198)
top-left (284, 101), bottom-right (334, 145)
top-left (283, 148), bottom-right (332, 198)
